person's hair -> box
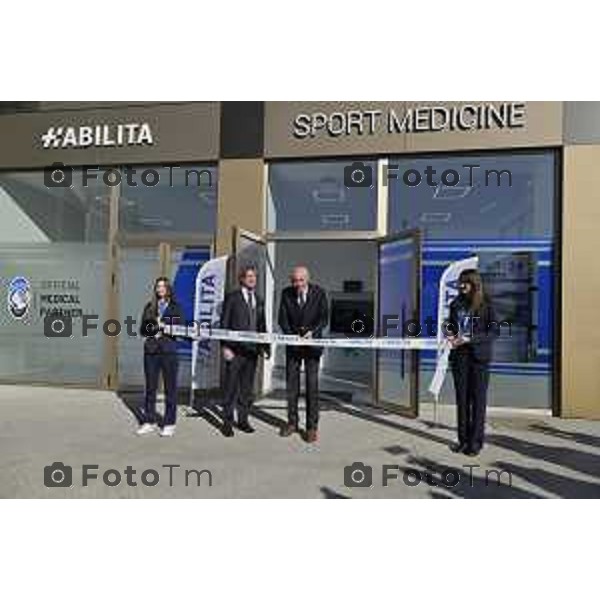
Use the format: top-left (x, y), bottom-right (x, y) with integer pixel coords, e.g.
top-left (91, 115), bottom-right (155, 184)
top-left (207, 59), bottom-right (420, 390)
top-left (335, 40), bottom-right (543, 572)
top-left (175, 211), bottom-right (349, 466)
top-left (459, 269), bottom-right (486, 312)
top-left (151, 276), bottom-right (174, 313)
top-left (291, 265), bottom-right (310, 281)
top-left (238, 265), bottom-right (258, 283)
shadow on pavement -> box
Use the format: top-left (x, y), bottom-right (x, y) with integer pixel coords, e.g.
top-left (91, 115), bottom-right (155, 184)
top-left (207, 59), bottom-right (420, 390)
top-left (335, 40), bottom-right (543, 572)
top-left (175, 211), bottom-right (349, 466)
top-left (404, 456), bottom-right (542, 499)
top-left (492, 461), bottom-right (600, 499)
top-left (320, 486), bottom-right (350, 499)
top-left (527, 423), bottom-right (600, 450)
top-left (487, 433), bottom-right (600, 480)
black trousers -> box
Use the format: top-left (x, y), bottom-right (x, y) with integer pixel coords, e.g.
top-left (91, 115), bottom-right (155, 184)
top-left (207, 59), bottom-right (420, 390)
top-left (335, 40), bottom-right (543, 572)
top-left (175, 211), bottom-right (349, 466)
top-left (143, 352), bottom-right (179, 426)
top-left (451, 349), bottom-right (490, 451)
top-left (223, 353), bottom-right (258, 425)
top-left (286, 351), bottom-right (321, 430)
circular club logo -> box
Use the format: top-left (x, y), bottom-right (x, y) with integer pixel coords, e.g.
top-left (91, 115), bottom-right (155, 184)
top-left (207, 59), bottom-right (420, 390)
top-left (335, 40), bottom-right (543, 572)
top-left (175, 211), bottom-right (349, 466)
top-left (8, 276), bottom-right (31, 320)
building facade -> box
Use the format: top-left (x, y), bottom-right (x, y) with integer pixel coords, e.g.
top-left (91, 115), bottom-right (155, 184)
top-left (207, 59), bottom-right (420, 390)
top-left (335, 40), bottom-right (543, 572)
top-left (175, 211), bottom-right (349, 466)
top-left (0, 101), bottom-right (597, 419)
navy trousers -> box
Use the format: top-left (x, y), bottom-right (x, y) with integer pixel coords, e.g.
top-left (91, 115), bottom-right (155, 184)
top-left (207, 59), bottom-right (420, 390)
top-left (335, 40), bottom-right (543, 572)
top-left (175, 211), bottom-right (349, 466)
top-left (143, 352), bottom-right (179, 426)
top-left (451, 349), bottom-right (490, 451)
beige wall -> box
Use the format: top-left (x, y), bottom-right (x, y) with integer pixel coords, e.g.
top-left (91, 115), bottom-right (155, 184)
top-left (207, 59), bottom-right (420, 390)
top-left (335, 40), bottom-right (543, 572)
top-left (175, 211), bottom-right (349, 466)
top-left (404, 101), bottom-right (562, 152)
top-left (562, 145), bottom-right (600, 418)
top-left (265, 101), bottom-right (563, 158)
top-left (0, 102), bottom-right (220, 169)
top-left (216, 159), bottom-right (266, 255)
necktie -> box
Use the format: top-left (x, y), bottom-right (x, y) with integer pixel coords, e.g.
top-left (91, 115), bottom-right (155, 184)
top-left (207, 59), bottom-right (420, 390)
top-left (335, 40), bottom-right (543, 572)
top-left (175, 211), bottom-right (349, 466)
top-left (247, 291), bottom-right (257, 331)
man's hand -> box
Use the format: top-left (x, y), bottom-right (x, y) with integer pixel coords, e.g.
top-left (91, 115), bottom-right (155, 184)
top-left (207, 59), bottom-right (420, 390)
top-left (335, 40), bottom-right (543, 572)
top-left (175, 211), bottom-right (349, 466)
top-left (222, 347), bottom-right (235, 362)
top-left (263, 347), bottom-right (271, 360)
top-left (302, 330), bottom-right (313, 339)
top-left (449, 336), bottom-right (466, 349)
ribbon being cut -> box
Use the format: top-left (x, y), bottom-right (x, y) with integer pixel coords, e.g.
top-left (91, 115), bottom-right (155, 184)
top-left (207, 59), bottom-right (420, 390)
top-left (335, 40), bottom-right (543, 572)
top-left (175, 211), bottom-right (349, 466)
top-left (170, 253), bottom-right (479, 419)
top-left (164, 322), bottom-right (446, 422)
top-left (164, 323), bottom-right (441, 351)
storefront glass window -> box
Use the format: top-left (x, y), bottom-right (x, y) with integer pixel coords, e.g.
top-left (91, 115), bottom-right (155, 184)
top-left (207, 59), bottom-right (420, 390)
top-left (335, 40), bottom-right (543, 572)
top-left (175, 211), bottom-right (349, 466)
top-left (0, 168), bottom-right (110, 385)
top-left (388, 152), bottom-right (556, 409)
top-left (118, 164), bottom-right (217, 234)
top-left (268, 160), bottom-right (378, 231)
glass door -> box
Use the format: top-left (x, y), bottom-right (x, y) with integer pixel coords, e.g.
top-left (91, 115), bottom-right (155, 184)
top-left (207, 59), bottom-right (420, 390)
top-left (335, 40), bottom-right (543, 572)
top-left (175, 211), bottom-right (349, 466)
top-left (117, 243), bottom-right (162, 390)
top-left (166, 244), bottom-right (212, 390)
top-left (231, 227), bottom-right (273, 396)
top-left (375, 230), bottom-right (421, 416)
top-left (231, 228), bottom-right (269, 296)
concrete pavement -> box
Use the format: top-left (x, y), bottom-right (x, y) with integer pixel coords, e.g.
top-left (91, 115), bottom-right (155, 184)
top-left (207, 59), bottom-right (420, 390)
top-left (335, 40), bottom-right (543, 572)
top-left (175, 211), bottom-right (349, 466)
top-left (1, 384), bottom-right (599, 498)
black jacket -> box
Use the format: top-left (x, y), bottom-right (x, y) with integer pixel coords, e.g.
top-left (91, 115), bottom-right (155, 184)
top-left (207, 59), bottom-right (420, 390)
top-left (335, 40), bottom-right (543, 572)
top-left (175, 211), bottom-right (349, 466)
top-left (447, 295), bottom-right (498, 364)
top-left (219, 289), bottom-right (269, 357)
top-left (278, 283), bottom-right (329, 358)
top-left (140, 299), bottom-right (184, 355)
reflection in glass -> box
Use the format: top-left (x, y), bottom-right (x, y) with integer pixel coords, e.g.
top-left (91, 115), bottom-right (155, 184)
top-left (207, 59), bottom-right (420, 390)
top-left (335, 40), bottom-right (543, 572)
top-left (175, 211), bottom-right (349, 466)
top-left (119, 164), bottom-right (217, 234)
top-left (0, 168), bottom-right (110, 385)
top-left (388, 152), bottom-right (556, 409)
top-left (268, 160), bottom-right (378, 231)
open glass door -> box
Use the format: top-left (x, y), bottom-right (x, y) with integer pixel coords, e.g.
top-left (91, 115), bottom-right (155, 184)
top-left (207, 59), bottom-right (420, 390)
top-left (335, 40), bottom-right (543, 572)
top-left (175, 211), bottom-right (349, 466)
top-left (231, 227), bottom-right (274, 396)
top-left (232, 228), bottom-right (268, 297)
top-left (376, 229), bottom-right (421, 417)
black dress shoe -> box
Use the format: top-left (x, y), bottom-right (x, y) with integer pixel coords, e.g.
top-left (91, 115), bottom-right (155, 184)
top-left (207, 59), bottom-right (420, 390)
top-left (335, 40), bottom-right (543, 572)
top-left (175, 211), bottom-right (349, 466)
top-left (450, 442), bottom-right (468, 453)
top-left (238, 421), bottom-right (255, 434)
top-left (306, 428), bottom-right (318, 444)
top-left (465, 447), bottom-right (481, 457)
top-left (280, 423), bottom-right (298, 437)
top-left (222, 423), bottom-right (234, 437)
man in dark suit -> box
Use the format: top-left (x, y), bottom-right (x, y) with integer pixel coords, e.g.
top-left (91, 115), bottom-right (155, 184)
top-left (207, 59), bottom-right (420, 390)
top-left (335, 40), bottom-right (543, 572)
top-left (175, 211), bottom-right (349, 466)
top-left (220, 265), bottom-right (270, 437)
top-left (278, 266), bottom-right (329, 443)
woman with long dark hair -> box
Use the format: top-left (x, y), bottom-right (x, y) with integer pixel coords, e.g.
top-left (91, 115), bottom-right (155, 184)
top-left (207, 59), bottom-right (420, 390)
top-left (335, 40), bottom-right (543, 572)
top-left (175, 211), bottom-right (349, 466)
top-left (447, 268), bottom-right (497, 456)
top-left (137, 276), bottom-right (184, 437)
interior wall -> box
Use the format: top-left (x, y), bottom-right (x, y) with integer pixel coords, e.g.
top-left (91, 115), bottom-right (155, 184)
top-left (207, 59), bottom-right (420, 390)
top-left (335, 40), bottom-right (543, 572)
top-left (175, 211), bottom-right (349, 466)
top-left (270, 240), bottom-right (377, 400)
top-left (272, 241), bottom-right (376, 297)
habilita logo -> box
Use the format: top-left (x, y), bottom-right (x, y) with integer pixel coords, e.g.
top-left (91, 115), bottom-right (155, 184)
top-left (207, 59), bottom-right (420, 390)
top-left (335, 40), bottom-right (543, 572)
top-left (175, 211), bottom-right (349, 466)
top-left (40, 122), bottom-right (154, 149)
top-left (7, 276), bottom-right (31, 320)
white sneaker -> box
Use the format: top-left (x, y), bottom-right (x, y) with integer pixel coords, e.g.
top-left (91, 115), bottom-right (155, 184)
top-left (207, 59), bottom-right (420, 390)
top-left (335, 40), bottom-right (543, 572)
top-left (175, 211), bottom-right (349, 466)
top-left (136, 423), bottom-right (157, 436)
top-left (160, 425), bottom-right (176, 437)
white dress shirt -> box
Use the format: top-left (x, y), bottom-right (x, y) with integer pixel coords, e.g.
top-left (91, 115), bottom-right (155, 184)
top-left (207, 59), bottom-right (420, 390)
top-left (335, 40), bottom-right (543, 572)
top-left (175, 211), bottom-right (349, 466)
top-left (242, 287), bottom-right (256, 310)
top-left (297, 288), bottom-right (308, 307)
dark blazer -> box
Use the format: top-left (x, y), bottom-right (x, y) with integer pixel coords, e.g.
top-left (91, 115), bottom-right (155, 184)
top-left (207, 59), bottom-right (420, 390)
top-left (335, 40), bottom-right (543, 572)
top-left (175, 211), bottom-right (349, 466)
top-left (278, 283), bottom-right (329, 358)
top-left (220, 288), bottom-right (269, 357)
top-left (140, 299), bottom-right (185, 355)
top-left (448, 296), bottom-right (498, 364)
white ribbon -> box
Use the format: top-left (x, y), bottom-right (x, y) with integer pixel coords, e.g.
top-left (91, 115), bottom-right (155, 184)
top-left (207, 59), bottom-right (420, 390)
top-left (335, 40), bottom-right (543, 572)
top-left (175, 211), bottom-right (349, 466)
top-left (163, 324), bottom-right (442, 352)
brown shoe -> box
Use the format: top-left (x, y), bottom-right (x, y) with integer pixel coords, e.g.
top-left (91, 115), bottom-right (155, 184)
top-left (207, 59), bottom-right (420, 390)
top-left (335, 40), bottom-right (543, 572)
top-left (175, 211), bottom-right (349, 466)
top-left (306, 429), bottom-right (318, 444)
top-left (280, 423), bottom-right (298, 437)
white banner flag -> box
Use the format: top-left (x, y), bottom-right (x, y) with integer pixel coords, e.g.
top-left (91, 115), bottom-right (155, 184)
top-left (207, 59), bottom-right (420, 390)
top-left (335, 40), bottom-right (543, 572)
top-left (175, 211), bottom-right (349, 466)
top-left (429, 255), bottom-right (479, 397)
top-left (191, 255), bottom-right (228, 391)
